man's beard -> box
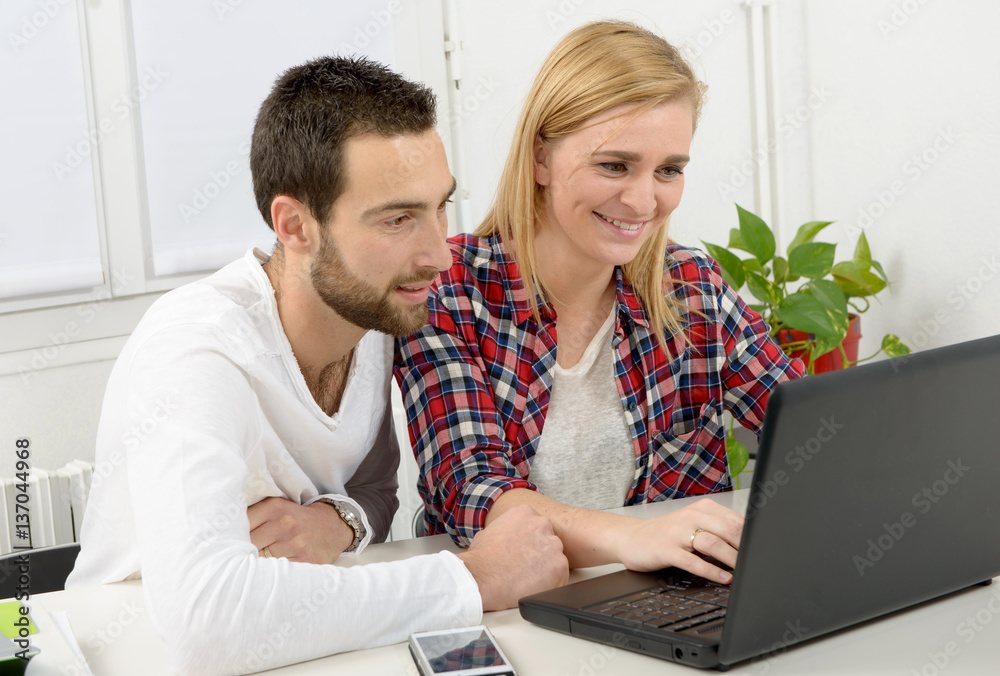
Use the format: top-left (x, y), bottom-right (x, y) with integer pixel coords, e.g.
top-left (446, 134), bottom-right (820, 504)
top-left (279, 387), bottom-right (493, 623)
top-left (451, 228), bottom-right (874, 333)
top-left (310, 228), bottom-right (436, 337)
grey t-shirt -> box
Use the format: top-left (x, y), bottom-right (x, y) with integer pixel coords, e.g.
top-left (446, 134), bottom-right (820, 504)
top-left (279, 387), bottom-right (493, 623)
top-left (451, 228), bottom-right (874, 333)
top-left (530, 310), bottom-right (636, 510)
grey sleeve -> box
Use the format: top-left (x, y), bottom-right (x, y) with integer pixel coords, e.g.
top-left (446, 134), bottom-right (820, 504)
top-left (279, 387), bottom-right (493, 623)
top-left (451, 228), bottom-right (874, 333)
top-left (344, 408), bottom-right (400, 543)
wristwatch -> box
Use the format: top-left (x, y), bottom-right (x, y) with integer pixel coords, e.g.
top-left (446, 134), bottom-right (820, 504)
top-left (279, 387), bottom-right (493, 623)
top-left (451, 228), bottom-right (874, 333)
top-left (327, 499), bottom-right (366, 553)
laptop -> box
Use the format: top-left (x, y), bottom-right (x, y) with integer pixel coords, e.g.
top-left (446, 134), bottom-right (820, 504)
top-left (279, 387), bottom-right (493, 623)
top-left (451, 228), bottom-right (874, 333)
top-left (519, 333), bottom-right (1000, 669)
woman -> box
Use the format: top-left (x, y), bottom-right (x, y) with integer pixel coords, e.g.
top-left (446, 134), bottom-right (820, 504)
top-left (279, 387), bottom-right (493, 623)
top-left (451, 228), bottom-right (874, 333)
top-left (395, 20), bottom-right (805, 584)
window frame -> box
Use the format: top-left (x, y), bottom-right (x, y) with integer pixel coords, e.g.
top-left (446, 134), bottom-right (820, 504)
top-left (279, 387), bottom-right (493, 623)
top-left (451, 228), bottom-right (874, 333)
top-left (0, 0), bottom-right (450, 377)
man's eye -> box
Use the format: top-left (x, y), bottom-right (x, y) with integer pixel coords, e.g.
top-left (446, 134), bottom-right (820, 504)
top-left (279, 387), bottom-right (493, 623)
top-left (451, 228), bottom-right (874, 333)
top-left (388, 215), bottom-right (409, 227)
top-left (438, 199), bottom-right (454, 211)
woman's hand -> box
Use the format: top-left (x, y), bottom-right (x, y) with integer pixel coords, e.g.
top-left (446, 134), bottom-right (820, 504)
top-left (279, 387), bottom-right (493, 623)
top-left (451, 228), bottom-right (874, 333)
top-left (613, 498), bottom-right (744, 583)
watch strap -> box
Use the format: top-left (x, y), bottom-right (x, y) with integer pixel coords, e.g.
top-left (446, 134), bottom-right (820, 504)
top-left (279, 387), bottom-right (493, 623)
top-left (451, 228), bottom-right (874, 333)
top-left (325, 499), bottom-right (365, 553)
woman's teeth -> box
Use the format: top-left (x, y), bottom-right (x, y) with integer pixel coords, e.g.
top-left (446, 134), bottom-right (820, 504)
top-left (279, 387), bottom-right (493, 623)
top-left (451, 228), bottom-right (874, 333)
top-left (597, 212), bottom-right (643, 231)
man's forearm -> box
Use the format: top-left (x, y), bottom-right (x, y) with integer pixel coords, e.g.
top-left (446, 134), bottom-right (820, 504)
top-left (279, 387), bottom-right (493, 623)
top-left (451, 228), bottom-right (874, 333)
top-left (485, 487), bottom-right (634, 568)
top-left (345, 486), bottom-right (398, 543)
top-left (343, 404), bottom-right (401, 543)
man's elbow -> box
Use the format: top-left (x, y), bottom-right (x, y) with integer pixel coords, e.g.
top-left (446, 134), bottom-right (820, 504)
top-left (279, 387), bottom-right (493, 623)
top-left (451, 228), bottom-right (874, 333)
top-left (147, 558), bottom-right (273, 676)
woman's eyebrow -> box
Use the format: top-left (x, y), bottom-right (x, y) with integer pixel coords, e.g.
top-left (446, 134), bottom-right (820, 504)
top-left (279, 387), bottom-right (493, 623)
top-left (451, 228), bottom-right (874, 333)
top-left (591, 149), bottom-right (690, 164)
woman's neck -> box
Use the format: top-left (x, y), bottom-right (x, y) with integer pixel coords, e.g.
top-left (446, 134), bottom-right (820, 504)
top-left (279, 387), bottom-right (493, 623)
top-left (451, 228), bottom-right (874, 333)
top-left (533, 222), bottom-right (616, 317)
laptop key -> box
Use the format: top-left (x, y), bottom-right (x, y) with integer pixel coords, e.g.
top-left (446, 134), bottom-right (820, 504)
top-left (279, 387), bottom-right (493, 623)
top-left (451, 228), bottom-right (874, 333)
top-left (619, 591), bottom-right (657, 603)
top-left (654, 614), bottom-right (685, 627)
top-left (619, 612), bottom-right (650, 623)
top-left (682, 609), bottom-right (727, 629)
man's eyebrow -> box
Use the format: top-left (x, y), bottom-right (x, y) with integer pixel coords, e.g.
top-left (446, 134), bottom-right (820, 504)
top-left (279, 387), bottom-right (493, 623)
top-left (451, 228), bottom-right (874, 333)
top-left (592, 150), bottom-right (690, 164)
top-left (361, 177), bottom-right (458, 220)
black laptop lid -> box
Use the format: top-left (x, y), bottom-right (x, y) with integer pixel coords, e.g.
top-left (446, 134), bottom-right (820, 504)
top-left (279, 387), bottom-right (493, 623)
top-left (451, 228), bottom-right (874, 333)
top-left (719, 333), bottom-right (1000, 664)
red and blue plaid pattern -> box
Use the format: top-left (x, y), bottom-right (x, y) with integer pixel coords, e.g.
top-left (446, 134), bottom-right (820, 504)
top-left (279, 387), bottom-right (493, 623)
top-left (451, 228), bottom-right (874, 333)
top-left (395, 235), bottom-right (805, 545)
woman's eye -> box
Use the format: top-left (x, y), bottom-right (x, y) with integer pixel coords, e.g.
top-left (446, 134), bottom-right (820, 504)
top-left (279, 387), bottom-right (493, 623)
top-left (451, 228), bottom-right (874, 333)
top-left (660, 166), bottom-right (684, 177)
top-left (600, 162), bottom-right (627, 173)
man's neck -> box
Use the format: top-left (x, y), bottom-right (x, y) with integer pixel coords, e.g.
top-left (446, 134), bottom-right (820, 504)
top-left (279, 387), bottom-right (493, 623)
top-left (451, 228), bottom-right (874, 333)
top-left (262, 251), bottom-right (366, 413)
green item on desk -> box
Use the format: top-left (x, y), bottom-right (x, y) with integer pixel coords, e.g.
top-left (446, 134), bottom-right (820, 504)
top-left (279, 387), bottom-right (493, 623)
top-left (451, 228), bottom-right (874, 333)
top-left (0, 656), bottom-right (30, 676)
top-left (0, 634), bottom-right (38, 676)
top-left (0, 602), bottom-right (36, 640)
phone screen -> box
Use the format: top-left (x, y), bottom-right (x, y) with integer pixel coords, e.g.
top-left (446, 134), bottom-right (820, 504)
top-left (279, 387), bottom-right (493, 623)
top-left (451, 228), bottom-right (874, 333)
top-left (413, 627), bottom-right (507, 673)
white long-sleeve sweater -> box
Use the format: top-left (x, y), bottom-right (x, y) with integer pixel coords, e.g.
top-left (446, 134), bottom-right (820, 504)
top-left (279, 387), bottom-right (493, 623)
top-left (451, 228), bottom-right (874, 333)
top-left (67, 249), bottom-right (480, 675)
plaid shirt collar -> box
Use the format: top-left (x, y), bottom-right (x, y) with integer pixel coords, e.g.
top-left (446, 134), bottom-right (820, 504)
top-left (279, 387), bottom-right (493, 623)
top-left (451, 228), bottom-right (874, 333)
top-left (487, 235), bottom-right (649, 330)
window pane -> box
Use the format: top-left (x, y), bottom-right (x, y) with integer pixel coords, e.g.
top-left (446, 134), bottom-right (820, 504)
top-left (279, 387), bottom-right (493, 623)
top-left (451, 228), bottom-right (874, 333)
top-left (130, 1), bottom-right (397, 276)
top-left (0, 0), bottom-right (103, 300)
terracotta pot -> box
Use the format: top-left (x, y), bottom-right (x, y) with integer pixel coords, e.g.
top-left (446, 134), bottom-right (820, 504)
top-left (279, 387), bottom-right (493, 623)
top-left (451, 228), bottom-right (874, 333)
top-left (776, 313), bottom-right (862, 374)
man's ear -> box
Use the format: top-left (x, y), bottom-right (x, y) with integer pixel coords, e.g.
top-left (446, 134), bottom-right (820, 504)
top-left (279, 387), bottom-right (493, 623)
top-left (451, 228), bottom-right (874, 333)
top-left (270, 196), bottom-right (316, 255)
top-left (533, 134), bottom-right (551, 187)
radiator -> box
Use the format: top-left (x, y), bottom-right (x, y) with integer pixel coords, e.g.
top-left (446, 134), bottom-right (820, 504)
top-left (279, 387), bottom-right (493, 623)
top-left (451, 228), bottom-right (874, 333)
top-left (1, 460), bottom-right (93, 555)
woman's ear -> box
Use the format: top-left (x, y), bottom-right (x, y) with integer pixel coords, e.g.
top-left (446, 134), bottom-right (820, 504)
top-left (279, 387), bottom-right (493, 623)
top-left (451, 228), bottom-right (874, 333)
top-left (270, 196), bottom-right (315, 255)
top-left (533, 134), bottom-right (551, 187)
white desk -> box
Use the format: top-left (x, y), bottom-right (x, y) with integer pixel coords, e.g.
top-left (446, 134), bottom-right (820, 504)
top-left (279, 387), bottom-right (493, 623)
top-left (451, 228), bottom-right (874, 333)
top-left (21, 491), bottom-right (1000, 675)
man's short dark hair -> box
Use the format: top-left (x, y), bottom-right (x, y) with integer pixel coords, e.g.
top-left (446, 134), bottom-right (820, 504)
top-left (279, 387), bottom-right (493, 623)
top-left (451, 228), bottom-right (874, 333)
top-left (250, 56), bottom-right (437, 230)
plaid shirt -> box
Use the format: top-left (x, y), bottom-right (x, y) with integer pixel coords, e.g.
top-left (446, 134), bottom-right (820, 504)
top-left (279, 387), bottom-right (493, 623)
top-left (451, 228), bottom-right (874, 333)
top-left (395, 234), bottom-right (805, 545)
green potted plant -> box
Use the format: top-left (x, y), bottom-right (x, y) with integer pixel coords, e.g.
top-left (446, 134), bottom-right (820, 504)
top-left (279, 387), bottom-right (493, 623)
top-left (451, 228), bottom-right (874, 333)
top-left (701, 204), bottom-right (912, 486)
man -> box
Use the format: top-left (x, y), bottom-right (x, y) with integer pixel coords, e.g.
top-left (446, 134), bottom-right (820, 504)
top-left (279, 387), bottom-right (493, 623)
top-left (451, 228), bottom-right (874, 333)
top-left (67, 56), bottom-right (568, 676)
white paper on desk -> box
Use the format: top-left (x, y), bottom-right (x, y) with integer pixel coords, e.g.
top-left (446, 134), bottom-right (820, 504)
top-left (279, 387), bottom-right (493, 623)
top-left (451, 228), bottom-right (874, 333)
top-left (29, 611), bottom-right (95, 676)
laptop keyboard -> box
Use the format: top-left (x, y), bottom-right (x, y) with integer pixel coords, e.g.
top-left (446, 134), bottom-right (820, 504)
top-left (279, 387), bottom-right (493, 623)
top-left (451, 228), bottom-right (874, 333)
top-left (584, 576), bottom-right (729, 634)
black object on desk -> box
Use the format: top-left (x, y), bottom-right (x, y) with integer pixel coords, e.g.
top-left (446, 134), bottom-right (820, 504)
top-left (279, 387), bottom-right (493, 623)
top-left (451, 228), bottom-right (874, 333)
top-left (520, 332), bottom-right (1000, 669)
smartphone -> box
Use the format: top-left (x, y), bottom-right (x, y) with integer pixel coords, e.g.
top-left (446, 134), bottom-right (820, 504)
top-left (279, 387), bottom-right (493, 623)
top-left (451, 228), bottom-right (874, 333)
top-left (408, 625), bottom-right (516, 676)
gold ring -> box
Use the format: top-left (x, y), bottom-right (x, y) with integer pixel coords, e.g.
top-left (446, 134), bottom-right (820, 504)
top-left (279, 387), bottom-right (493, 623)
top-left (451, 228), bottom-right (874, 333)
top-left (690, 527), bottom-right (704, 551)
top-left (263, 546), bottom-right (273, 558)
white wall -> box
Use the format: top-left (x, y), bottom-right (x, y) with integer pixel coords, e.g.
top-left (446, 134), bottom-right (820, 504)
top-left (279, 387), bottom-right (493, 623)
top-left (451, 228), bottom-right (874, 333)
top-left (2, 0), bottom-right (998, 534)
top-left (452, 0), bottom-right (1000, 364)
top-left (795, 0), bottom-right (1000, 356)
top-left (453, 0), bottom-right (758, 251)
top-left (0, 361), bottom-right (114, 476)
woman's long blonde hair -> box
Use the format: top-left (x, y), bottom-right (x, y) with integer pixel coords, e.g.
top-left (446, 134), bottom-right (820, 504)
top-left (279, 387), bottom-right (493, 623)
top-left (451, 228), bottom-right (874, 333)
top-left (474, 20), bottom-right (707, 348)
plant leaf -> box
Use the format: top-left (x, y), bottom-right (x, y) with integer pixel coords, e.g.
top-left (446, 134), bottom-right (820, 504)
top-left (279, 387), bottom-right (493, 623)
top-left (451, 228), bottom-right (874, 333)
top-left (851, 232), bottom-right (892, 285)
top-left (861, 271), bottom-right (888, 296)
top-left (727, 228), bottom-right (753, 254)
top-left (811, 332), bottom-right (845, 361)
top-left (727, 436), bottom-right (749, 483)
top-left (787, 220), bottom-right (834, 253)
top-left (870, 259), bottom-right (889, 283)
top-left (772, 256), bottom-right (790, 284)
top-left (829, 307), bottom-right (851, 340)
top-left (882, 334), bottom-right (912, 357)
top-left (702, 241), bottom-right (747, 291)
top-left (806, 279), bottom-right (848, 315)
top-left (834, 261), bottom-right (888, 297)
top-left (745, 271), bottom-right (783, 306)
top-left (775, 294), bottom-right (837, 338)
top-left (736, 204), bottom-right (775, 265)
top-left (854, 231), bottom-right (872, 265)
top-left (810, 304), bottom-right (850, 359)
top-left (832, 260), bottom-right (865, 284)
top-left (743, 258), bottom-right (765, 275)
top-left (788, 242), bottom-right (836, 279)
